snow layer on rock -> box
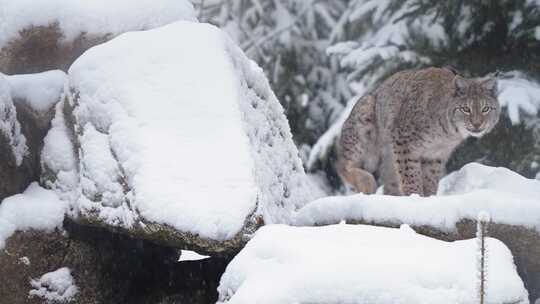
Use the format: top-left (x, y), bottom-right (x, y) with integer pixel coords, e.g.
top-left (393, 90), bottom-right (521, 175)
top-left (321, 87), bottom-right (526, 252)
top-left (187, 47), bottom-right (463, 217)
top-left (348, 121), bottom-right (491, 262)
top-left (218, 224), bottom-right (528, 304)
top-left (438, 162), bottom-right (540, 197)
top-left (41, 101), bottom-right (78, 202)
top-left (0, 183), bottom-right (67, 249)
top-left (5, 70), bottom-right (67, 114)
top-left (29, 267), bottom-right (78, 303)
top-left (0, 74), bottom-right (27, 166)
top-left (66, 21), bottom-right (314, 240)
top-left (295, 163), bottom-right (540, 232)
top-left (0, 0), bottom-right (197, 49)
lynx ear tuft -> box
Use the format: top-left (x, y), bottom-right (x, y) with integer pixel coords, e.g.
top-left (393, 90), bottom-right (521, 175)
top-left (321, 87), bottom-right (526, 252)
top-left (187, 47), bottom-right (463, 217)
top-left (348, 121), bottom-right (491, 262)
top-left (481, 78), bottom-right (498, 96)
top-left (453, 75), bottom-right (468, 95)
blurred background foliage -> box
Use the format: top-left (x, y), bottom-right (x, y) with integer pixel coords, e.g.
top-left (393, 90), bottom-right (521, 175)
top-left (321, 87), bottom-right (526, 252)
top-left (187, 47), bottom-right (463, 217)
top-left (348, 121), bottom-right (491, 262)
top-left (192, 0), bottom-right (540, 192)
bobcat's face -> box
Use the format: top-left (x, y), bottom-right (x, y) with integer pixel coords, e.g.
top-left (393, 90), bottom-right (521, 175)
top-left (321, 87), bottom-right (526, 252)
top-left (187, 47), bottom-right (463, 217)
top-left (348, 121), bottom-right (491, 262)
top-left (451, 76), bottom-right (500, 138)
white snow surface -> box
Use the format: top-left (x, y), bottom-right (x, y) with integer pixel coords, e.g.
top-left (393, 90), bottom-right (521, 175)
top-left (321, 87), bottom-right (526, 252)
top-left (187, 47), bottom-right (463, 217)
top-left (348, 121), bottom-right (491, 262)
top-left (0, 183), bottom-right (67, 249)
top-left (5, 70), bottom-right (67, 114)
top-left (217, 224), bottom-right (528, 304)
top-left (178, 250), bottom-right (210, 262)
top-left (295, 163), bottom-right (540, 231)
top-left (66, 21), bottom-right (314, 240)
top-left (0, 0), bottom-right (197, 48)
top-left (29, 267), bottom-right (78, 303)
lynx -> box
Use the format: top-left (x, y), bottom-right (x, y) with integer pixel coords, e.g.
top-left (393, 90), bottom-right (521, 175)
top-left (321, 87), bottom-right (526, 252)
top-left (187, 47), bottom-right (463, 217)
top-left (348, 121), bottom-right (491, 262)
top-left (336, 67), bottom-right (500, 196)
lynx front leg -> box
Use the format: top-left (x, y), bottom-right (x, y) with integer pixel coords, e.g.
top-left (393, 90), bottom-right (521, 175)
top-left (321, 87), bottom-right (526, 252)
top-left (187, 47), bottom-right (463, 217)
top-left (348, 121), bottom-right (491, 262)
top-left (397, 158), bottom-right (423, 196)
top-left (379, 145), bottom-right (402, 196)
top-left (421, 158), bottom-right (445, 196)
top-left (393, 143), bottom-right (423, 196)
top-left (336, 160), bottom-right (377, 194)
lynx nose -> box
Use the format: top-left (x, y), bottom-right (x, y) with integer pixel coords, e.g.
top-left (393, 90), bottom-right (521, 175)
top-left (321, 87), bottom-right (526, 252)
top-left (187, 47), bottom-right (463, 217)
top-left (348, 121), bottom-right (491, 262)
top-left (472, 122), bottom-right (482, 130)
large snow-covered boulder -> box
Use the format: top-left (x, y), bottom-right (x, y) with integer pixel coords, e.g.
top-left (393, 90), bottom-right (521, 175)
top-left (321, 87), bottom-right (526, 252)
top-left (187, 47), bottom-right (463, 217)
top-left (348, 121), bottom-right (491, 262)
top-left (0, 71), bottom-right (66, 199)
top-left (217, 224), bottom-right (528, 304)
top-left (294, 163), bottom-right (540, 301)
top-left (0, 0), bottom-right (197, 74)
top-left (43, 21), bottom-right (317, 254)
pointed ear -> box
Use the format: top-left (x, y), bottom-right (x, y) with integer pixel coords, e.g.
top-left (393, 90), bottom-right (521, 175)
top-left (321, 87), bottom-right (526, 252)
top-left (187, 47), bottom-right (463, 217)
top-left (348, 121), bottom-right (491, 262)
top-left (453, 75), bottom-right (468, 95)
top-left (481, 78), bottom-right (498, 96)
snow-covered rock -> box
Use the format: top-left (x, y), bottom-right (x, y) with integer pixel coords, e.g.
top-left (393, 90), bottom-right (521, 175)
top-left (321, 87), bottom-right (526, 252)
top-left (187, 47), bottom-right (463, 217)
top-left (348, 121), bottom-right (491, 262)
top-left (6, 70), bottom-right (67, 115)
top-left (217, 224), bottom-right (528, 304)
top-left (40, 100), bottom-right (78, 203)
top-left (43, 21), bottom-right (317, 253)
top-left (0, 183), bottom-right (67, 249)
top-left (295, 163), bottom-right (540, 230)
top-left (0, 71), bottom-right (66, 199)
top-left (0, 74), bottom-right (27, 167)
top-left (294, 163), bottom-right (540, 302)
top-left (0, 0), bottom-right (197, 74)
top-left (29, 267), bottom-right (79, 303)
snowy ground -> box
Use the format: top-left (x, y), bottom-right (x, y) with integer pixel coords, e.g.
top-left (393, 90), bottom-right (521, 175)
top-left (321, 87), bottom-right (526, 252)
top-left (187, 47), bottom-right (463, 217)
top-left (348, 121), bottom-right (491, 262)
top-left (295, 163), bottom-right (540, 231)
top-left (217, 224), bottom-right (528, 304)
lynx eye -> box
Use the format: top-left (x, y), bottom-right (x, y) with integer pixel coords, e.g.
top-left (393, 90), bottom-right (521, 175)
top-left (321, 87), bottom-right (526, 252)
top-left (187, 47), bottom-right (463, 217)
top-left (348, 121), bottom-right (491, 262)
top-left (481, 106), bottom-right (491, 113)
top-left (460, 106), bottom-right (471, 114)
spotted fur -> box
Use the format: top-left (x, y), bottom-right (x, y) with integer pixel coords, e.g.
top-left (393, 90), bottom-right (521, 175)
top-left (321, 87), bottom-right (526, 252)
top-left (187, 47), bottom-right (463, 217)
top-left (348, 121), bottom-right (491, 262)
top-left (336, 67), bottom-right (500, 196)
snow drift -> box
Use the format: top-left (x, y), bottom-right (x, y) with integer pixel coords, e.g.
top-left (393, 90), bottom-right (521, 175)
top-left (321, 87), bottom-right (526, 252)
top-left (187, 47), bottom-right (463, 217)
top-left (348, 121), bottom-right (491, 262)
top-left (217, 224), bottom-right (528, 304)
top-left (43, 21), bottom-right (316, 253)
